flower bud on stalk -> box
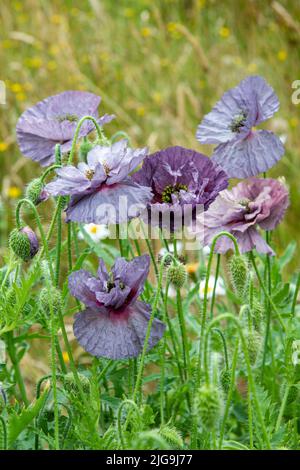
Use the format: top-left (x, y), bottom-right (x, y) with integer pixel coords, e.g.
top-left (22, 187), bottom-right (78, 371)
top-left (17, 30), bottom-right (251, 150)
top-left (229, 254), bottom-right (249, 299)
top-left (167, 263), bottom-right (187, 288)
top-left (220, 369), bottom-right (231, 393)
top-left (245, 330), bottom-right (262, 365)
top-left (197, 384), bottom-right (222, 430)
top-left (63, 372), bottom-right (90, 394)
top-left (79, 138), bottom-right (95, 160)
top-left (9, 226), bottom-right (39, 261)
top-left (25, 178), bottom-right (48, 206)
top-left (39, 287), bottom-right (62, 316)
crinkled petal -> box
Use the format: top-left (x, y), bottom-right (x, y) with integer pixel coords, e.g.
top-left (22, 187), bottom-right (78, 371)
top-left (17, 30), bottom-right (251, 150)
top-left (68, 270), bottom-right (102, 309)
top-left (112, 255), bottom-right (150, 302)
top-left (66, 180), bottom-right (152, 225)
top-left (212, 130), bottom-right (284, 178)
top-left (45, 166), bottom-right (91, 196)
top-left (73, 301), bottom-right (165, 359)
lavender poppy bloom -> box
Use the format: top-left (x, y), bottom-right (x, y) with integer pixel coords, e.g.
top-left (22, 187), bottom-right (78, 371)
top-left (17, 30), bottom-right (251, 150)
top-left (45, 140), bottom-right (152, 225)
top-left (16, 91), bottom-right (114, 167)
top-left (132, 146), bottom-right (228, 231)
top-left (69, 255), bottom-right (165, 359)
top-left (200, 178), bottom-right (289, 255)
top-left (196, 76), bottom-right (284, 178)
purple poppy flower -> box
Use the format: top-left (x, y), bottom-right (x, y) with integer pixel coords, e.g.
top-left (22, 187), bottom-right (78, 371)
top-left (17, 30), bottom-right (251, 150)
top-left (16, 91), bottom-right (114, 167)
top-left (200, 178), bottom-right (289, 255)
top-left (132, 146), bottom-right (228, 232)
top-left (196, 76), bottom-right (284, 178)
top-left (69, 255), bottom-right (165, 359)
top-left (45, 139), bottom-right (153, 225)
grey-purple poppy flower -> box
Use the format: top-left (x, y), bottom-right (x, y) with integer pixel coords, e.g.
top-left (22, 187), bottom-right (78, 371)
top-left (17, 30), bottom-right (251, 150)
top-left (45, 139), bottom-right (153, 225)
top-left (132, 146), bottom-right (228, 232)
top-left (200, 178), bottom-right (289, 255)
top-left (16, 91), bottom-right (114, 167)
top-left (196, 76), bottom-right (284, 178)
top-left (69, 255), bottom-right (165, 359)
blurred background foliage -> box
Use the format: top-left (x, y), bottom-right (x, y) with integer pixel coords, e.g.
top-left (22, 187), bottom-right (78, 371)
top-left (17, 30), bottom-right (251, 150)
top-left (0, 0), bottom-right (299, 271)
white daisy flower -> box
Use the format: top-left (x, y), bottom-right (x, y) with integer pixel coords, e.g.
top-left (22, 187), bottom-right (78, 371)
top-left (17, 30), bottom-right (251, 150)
top-left (199, 275), bottom-right (226, 299)
top-left (78, 224), bottom-right (110, 243)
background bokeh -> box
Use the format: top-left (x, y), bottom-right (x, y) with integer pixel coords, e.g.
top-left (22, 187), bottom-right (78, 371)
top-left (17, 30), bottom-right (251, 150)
top-left (0, 0), bottom-right (299, 269)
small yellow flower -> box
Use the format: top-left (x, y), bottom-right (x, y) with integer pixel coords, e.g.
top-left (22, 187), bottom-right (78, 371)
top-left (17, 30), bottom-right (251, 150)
top-left (136, 106), bottom-right (146, 117)
top-left (47, 61), bottom-right (57, 71)
top-left (2, 39), bottom-right (13, 48)
top-left (277, 50), bottom-right (287, 62)
top-left (26, 57), bottom-right (43, 68)
top-left (219, 26), bottom-right (230, 39)
top-left (0, 142), bottom-right (9, 152)
top-left (10, 83), bottom-right (23, 93)
top-left (124, 8), bottom-right (135, 18)
top-left (198, 79), bottom-right (206, 89)
top-left (13, 1), bottom-right (22, 11)
top-left (196, 0), bottom-right (206, 9)
top-left (247, 62), bottom-right (258, 73)
top-left (289, 117), bottom-right (298, 128)
top-left (152, 92), bottom-right (162, 104)
top-left (51, 14), bottom-right (63, 24)
top-left (49, 45), bottom-right (60, 56)
top-left (62, 351), bottom-right (70, 363)
top-left (186, 262), bottom-right (199, 274)
top-left (140, 27), bottom-right (152, 38)
top-left (16, 92), bottom-right (26, 101)
top-left (7, 186), bottom-right (21, 199)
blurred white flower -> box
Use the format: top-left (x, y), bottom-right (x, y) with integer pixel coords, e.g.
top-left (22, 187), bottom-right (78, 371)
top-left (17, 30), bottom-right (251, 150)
top-left (199, 275), bottom-right (226, 299)
top-left (78, 224), bottom-right (109, 243)
top-left (159, 241), bottom-right (183, 257)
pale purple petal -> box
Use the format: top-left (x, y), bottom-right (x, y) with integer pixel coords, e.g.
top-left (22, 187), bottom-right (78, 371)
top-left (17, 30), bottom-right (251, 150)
top-left (45, 166), bottom-right (91, 196)
top-left (73, 302), bottom-right (165, 359)
top-left (112, 255), bottom-right (150, 302)
top-left (212, 130), bottom-right (284, 178)
top-left (68, 270), bottom-right (102, 309)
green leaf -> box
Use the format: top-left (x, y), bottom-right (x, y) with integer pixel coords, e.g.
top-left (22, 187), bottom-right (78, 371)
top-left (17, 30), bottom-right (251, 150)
top-left (7, 389), bottom-right (48, 448)
top-left (278, 242), bottom-right (297, 269)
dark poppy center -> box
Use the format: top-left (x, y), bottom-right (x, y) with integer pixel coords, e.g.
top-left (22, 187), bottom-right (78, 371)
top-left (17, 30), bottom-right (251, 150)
top-left (161, 183), bottom-right (188, 203)
top-left (56, 113), bottom-right (79, 123)
top-left (230, 110), bottom-right (247, 133)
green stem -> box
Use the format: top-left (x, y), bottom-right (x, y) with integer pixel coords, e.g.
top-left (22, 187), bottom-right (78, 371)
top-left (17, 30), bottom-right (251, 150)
top-left (210, 254), bottom-right (221, 319)
top-left (275, 385), bottom-right (290, 433)
top-left (67, 116), bottom-right (106, 165)
top-left (261, 249), bottom-right (272, 380)
top-left (0, 417), bottom-right (7, 450)
top-left (249, 252), bottom-right (286, 331)
top-left (6, 331), bottom-right (29, 406)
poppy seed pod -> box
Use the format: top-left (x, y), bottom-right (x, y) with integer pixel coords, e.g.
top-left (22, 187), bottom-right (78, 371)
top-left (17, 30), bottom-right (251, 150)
top-left (25, 178), bottom-right (48, 205)
top-left (9, 226), bottom-right (39, 261)
top-left (167, 263), bottom-right (187, 288)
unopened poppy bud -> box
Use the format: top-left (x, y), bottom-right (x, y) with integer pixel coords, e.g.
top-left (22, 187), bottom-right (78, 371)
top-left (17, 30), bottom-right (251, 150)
top-left (167, 263), bottom-right (187, 288)
top-left (25, 178), bottom-right (48, 206)
top-left (229, 254), bottom-right (249, 298)
top-left (9, 226), bottom-right (39, 261)
top-left (220, 369), bottom-right (231, 393)
top-left (198, 384), bottom-right (222, 429)
top-left (79, 139), bottom-right (95, 160)
top-left (246, 331), bottom-right (261, 365)
top-left (63, 372), bottom-right (90, 394)
top-left (39, 287), bottom-right (62, 315)
top-left (286, 385), bottom-right (298, 405)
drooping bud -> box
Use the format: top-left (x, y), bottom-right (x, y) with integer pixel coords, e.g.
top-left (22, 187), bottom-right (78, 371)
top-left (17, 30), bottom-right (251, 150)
top-left (79, 138), bottom-right (95, 160)
top-left (9, 226), bottom-right (39, 261)
top-left (167, 263), bottom-right (187, 288)
top-left (229, 254), bottom-right (249, 298)
top-left (39, 287), bottom-right (62, 316)
top-left (63, 372), bottom-right (90, 394)
top-left (220, 369), bottom-right (231, 393)
top-left (25, 178), bottom-right (48, 206)
top-left (197, 384), bottom-right (222, 430)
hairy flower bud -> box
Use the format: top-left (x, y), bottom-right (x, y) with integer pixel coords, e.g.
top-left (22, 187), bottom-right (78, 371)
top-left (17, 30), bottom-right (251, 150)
top-left (167, 263), bottom-right (187, 288)
top-left (198, 384), bottom-right (222, 429)
top-left (25, 178), bottom-right (48, 206)
top-left (79, 139), bottom-right (95, 160)
top-left (39, 286), bottom-right (62, 315)
top-left (220, 369), bottom-right (231, 393)
top-left (63, 372), bottom-right (90, 394)
top-left (9, 226), bottom-right (39, 261)
top-left (229, 254), bottom-right (249, 298)
top-left (286, 385), bottom-right (298, 405)
top-left (246, 331), bottom-right (261, 365)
